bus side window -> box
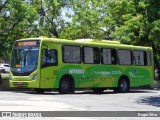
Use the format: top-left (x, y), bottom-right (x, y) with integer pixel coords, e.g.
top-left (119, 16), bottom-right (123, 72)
top-left (83, 47), bottom-right (94, 64)
top-left (117, 50), bottom-right (131, 65)
top-left (41, 49), bottom-right (58, 67)
top-left (101, 48), bottom-right (111, 64)
top-left (62, 45), bottom-right (81, 63)
top-left (93, 47), bottom-right (100, 64)
top-left (41, 49), bottom-right (47, 65)
top-left (132, 51), bottom-right (145, 66)
top-left (83, 47), bottom-right (100, 64)
top-left (147, 51), bottom-right (152, 66)
top-left (50, 50), bottom-right (58, 65)
top-left (144, 52), bottom-right (147, 66)
top-left (111, 49), bottom-right (117, 64)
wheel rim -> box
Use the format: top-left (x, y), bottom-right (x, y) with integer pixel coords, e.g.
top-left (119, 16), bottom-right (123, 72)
top-left (61, 81), bottom-right (69, 90)
top-left (59, 77), bottom-right (74, 94)
top-left (120, 80), bottom-right (127, 92)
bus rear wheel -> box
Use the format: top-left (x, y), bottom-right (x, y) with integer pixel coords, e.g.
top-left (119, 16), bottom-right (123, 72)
top-left (114, 77), bottom-right (130, 93)
top-left (59, 77), bottom-right (74, 94)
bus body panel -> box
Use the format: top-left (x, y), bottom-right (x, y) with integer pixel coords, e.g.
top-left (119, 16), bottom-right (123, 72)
top-left (9, 37), bottom-right (154, 91)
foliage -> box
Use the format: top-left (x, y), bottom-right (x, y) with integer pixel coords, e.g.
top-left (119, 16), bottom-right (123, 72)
top-left (61, 0), bottom-right (160, 45)
top-left (61, 0), bottom-right (160, 65)
top-left (0, 0), bottom-right (68, 62)
top-left (32, 0), bottom-right (69, 38)
top-left (60, 0), bottom-right (111, 39)
top-left (0, 0), bottom-right (38, 62)
top-left (0, 0), bottom-right (160, 65)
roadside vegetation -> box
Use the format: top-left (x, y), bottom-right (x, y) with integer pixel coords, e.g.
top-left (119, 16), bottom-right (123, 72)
top-left (0, 0), bottom-right (160, 81)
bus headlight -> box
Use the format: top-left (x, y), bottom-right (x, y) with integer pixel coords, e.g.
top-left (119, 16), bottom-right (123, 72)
top-left (10, 75), bottom-right (13, 80)
top-left (32, 73), bottom-right (38, 80)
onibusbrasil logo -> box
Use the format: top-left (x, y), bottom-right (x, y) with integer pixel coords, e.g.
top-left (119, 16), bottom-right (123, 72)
top-left (1, 112), bottom-right (42, 118)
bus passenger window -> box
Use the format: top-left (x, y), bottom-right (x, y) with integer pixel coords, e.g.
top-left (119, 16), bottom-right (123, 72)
top-left (118, 50), bottom-right (131, 65)
top-left (132, 51), bottom-right (145, 66)
top-left (41, 49), bottom-right (47, 65)
top-left (50, 50), bottom-right (58, 64)
top-left (93, 47), bottom-right (100, 64)
top-left (83, 47), bottom-right (94, 63)
top-left (62, 46), bottom-right (81, 63)
top-left (111, 49), bottom-right (117, 64)
top-left (147, 52), bottom-right (152, 66)
top-left (101, 49), bottom-right (111, 64)
top-left (83, 47), bottom-right (100, 64)
top-left (41, 49), bottom-right (58, 67)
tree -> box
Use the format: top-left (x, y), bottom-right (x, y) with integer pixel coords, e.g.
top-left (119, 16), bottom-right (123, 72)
top-left (109, 0), bottom-right (160, 64)
top-left (32, 0), bottom-right (69, 38)
top-left (60, 0), bottom-right (112, 40)
top-left (0, 0), bottom-right (38, 62)
top-left (0, 0), bottom-right (71, 62)
top-left (0, 0), bottom-right (160, 64)
top-left (61, 0), bottom-right (160, 43)
top-left (60, 0), bottom-right (160, 64)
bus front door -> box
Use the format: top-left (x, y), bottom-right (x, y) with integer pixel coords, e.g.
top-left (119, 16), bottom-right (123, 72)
top-left (40, 48), bottom-right (58, 89)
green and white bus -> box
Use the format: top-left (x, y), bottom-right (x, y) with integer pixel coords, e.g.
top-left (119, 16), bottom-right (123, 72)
top-left (9, 37), bottom-right (154, 94)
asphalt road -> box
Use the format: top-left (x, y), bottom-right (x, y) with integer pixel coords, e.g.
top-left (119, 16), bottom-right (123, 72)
top-left (0, 89), bottom-right (160, 120)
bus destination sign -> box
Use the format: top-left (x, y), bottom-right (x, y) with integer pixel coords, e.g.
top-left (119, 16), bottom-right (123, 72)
top-left (16, 40), bottom-right (40, 47)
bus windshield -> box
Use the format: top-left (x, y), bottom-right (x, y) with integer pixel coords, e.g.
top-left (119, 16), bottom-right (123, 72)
top-left (11, 40), bottom-right (40, 76)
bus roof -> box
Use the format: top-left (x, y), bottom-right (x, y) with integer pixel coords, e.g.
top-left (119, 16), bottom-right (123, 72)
top-left (18, 37), bottom-right (152, 51)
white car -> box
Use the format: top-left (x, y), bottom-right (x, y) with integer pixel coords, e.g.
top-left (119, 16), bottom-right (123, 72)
top-left (0, 64), bottom-right (10, 73)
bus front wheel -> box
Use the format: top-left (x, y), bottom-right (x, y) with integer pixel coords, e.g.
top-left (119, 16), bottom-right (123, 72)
top-left (59, 77), bottom-right (74, 94)
top-left (114, 77), bottom-right (130, 93)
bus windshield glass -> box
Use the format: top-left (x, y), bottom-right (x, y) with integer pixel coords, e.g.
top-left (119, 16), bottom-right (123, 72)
top-left (11, 40), bottom-right (40, 76)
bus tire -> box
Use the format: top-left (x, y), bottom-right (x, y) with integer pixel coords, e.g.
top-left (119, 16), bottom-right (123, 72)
top-left (59, 77), bottom-right (74, 94)
top-left (34, 88), bottom-right (45, 94)
top-left (114, 77), bottom-right (130, 93)
top-left (92, 88), bottom-right (104, 94)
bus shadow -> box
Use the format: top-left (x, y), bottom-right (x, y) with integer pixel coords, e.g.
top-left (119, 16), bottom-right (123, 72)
top-left (128, 89), bottom-right (158, 94)
top-left (74, 89), bottom-right (157, 95)
top-left (11, 89), bottom-right (158, 95)
top-left (136, 95), bottom-right (160, 107)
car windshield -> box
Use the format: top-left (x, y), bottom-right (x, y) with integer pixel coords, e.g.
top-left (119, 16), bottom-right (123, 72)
top-left (11, 40), bottom-right (40, 76)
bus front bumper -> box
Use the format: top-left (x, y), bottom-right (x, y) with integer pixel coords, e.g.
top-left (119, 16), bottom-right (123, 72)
top-left (9, 80), bottom-right (39, 88)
